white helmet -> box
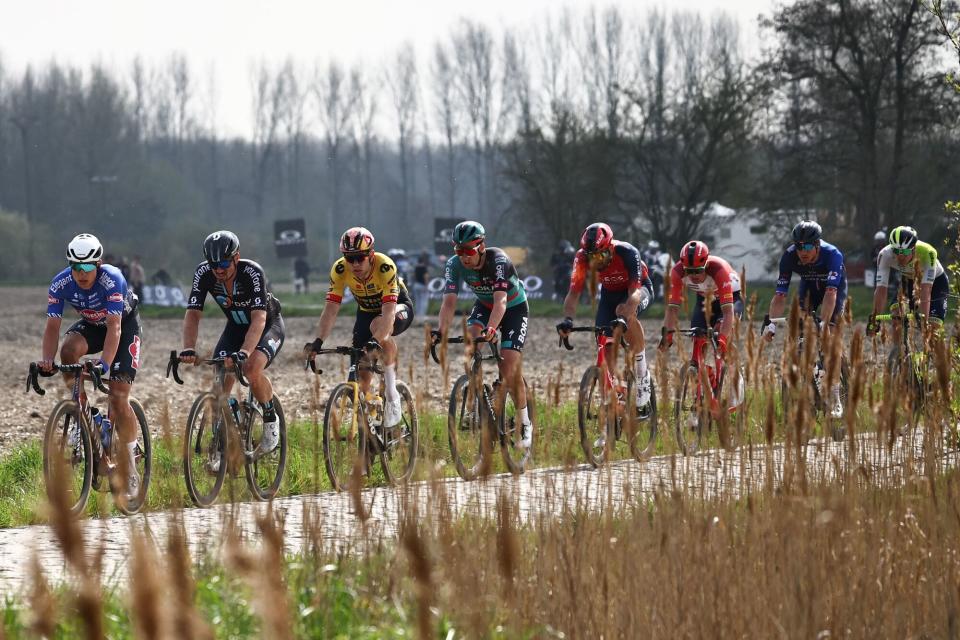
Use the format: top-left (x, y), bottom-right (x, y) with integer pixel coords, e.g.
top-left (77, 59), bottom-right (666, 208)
top-left (873, 231), bottom-right (886, 242)
top-left (66, 233), bottom-right (103, 263)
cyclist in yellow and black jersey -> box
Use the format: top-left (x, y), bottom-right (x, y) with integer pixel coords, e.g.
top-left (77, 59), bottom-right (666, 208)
top-left (303, 227), bottom-right (414, 427)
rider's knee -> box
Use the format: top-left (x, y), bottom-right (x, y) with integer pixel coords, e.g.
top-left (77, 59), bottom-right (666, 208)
top-left (60, 340), bottom-right (84, 363)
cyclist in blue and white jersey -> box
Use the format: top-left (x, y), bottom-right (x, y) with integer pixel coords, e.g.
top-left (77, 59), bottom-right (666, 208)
top-left (178, 230), bottom-right (285, 459)
top-left (761, 221), bottom-right (847, 416)
top-left (40, 233), bottom-right (142, 499)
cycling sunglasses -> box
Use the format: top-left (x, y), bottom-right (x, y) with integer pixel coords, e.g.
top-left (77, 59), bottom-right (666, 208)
top-left (586, 250), bottom-right (611, 263)
top-left (69, 262), bottom-right (97, 273)
top-left (344, 253), bottom-right (370, 264)
top-left (454, 242), bottom-right (483, 257)
top-left (208, 258), bottom-right (233, 270)
top-left (893, 247), bottom-right (914, 256)
top-left (794, 242), bottom-right (818, 251)
top-left (683, 266), bottom-right (707, 275)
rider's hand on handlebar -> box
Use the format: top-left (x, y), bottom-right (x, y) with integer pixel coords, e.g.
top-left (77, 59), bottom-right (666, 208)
top-left (480, 325), bottom-right (498, 343)
top-left (93, 359), bottom-right (110, 376)
top-left (178, 349), bottom-right (197, 365)
top-left (364, 339), bottom-right (383, 354)
top-left (866, 314), bottom-right (878, 337)
top-left (430, 330), bottom-right (442, 347)
top-left (302, 338), bottom-right (323, 357)
top-left (761, 314), bottom-right (776, 342)
top-left (556, 316), bottom-right (574, 336)
top-left (658, 328), bottom-right (673, 351)
top-left (228, 351), bottom-right (248, 368)
top-left (716, 334), bottom-right (728, 358)
top-left (38, 359), bottom-right (54, 374)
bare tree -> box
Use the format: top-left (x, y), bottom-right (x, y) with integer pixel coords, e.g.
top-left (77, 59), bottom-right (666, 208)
top-left (431, 41), bottom-right (460, 216)
top-left (386, 43), bottom-right (419, 224)
top-left (349, 67), bottom-right (378, 228)
top-left (249, 60), bottom-right (290, 219)
top-left (314, 59), bottom-right (357, 255)
top-left (169, 54), bottom-right (192, 169)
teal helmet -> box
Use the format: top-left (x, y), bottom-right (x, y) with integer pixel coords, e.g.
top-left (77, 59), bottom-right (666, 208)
top-left (453, 220), bottom-right (486, 245)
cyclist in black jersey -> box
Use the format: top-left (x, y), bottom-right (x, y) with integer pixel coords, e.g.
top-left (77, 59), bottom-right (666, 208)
top-left (178, 231), bottom-right (285, 458)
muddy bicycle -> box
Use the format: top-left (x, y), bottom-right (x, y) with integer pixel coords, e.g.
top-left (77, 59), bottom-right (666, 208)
top-left (308, 344), bottom-right (418, 491)
top-left (874, 312), bottom-right (934, 420)
top-left (432, 333), bottom-right (530, 480)
top-left (664, 326), bottom-right (745, 455)
top-left (27, 360), bottom-right (151, 516)
top-left (167, 352), bottom-right (287, 506)
top-left (558, 318), bottom-right (658, 466)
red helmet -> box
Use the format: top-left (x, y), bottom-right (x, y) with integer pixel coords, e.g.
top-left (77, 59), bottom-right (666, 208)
top-left (340, 226), bottom-right (375, 255)
top-left (580, 223), bottom-right (614, 253)
top-left (680, 240), bottom-right (709, 270)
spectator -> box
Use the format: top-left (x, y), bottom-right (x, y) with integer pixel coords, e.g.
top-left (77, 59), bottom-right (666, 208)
top-left (866, 229), bottom-right (887, 289)
top-left (151, 268), bottom-right (173, 287)
top-left (294, 256), bottom-right (311, 294)
top-left (129, 255), bottom-right (146, 301)
top-left (413, 252), bottom-right (430, 321)
top-left (550, 240), bottom-right (576, 301)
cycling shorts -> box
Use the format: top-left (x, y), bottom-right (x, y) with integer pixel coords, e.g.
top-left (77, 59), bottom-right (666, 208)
top-left (214, 314), bottom-right (286, 367)
top-left (595, 283), bottom-right (654, 335)
top-left (691, 291), bottom-right (744, 331)
top-left (352, 302), bottom-right (415, 349)
top-left (65, 311), bottom-right (143, 383)
top-left (466, 300), bottom-right (529, 352)
top-left (889, 272), bottom-right (949, 322)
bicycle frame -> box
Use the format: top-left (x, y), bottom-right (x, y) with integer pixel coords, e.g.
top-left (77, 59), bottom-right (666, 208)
top-left (432, 335), bottom-right (503, 429)
top-left (28, 361), bottom-right (111, 460)
top-left (309, 346), bottom-right (385, 447)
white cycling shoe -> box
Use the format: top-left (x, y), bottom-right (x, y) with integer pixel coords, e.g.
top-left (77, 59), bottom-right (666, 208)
top-left (519, 422), bottom-right (533, 449)
top-left (253, 416), bottom-right (280, 459)
top-left (384, 397), bottom-right (403, 428)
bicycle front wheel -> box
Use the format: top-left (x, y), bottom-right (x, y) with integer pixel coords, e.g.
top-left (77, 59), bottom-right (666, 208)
top-left (578, 366), bottom-right (612, 468)
top-left (674, 363), bottom-right (704, 456)
top-left (381, 382), bottom-right (419, 485)
top-left (183, 392), bottom-right (228, 508)
top-left (245, 396), bottom-right (288, 501)
top-left (495, 377), bottom-right (531, 475)
top-left (629, 377), bottom-right (658, 462)
top-left (43, 400), bottom-right (93, 516)
top-left (447, 374), bottom-right (492, 480)
top-left (323, 383), bottom-right (366, 492)
top-left (112, 398), bottom-right (152, 515)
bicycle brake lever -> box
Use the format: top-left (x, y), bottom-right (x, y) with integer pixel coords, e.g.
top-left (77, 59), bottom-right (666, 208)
top-left (166, 350), bottom-right (184, 385)
top-left (27, 363), bottom-right (46, 396)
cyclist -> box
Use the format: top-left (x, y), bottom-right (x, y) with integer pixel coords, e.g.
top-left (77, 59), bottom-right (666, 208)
top-left (41, 233), bottom-right (142, 499)
top-left (304, 227), bottom-right (414, 427)
top-left (659, 240), bottom-right (743, 354)
top-left (179, 231), bottom-right (285, 459)
top-left (761, 221), bottom-right (847, 417)
top-left (556, 223), bottom-right (656, 416)
top-left (432, 221), bottom-right (534, 451)
top-left (868, 225), bottom-right (949, 336)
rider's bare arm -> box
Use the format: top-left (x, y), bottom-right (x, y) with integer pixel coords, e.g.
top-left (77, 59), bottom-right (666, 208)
top-left (314, 301), bottom-right (340, 342)
top-left (820, 288), bottom-right (838, 326)
top-left (920, 282), bottom-right (933, 319)
top-left (663, 304), bottom-right (680, 332)
top-left (561, 288), bottom-right (579, 320)
top-left (871, 283), bottom-right (888, 316)
top-left (487, 291), bottom-right (508, 331)
top-left (768, 292), bottom-right (787, 320)
top-left (437, 293), bottom-right (458, 335)
top-left (101, 314), bottom-right (122, 366)
top-left (182, 309), bottom-right (202, 351)
top-left (41, 316), bottom-right (62, 364)
top-left (240, 310), bottom-right (267, 355)
top-left (719, 303), bottom-right (735, 338)
top-left (372, 301), bottom-right (397, 343)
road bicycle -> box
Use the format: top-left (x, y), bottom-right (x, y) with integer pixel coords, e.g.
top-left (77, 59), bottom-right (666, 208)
top-left (558, 319), bottom-right (658, 467)
top-left (167, 352), bottom-right (287, 506)
top-left (874, 312), bottom-right (933, 419)
top-left (771, 315), bottom-right (850, 442)
top-left (431, 334), bottom-right (530, 480)
top-left (27, 361), bottom-right (151, 516)
top-left (665, 327), bottom-right (745, 455)
top-left (308, 344), bottom-right (418, 491)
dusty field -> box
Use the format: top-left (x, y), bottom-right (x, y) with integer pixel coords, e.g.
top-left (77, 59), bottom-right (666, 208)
top-left (2, 286), bottom-right (637, 456)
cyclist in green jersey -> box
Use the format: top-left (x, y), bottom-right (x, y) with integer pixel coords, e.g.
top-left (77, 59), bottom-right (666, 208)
top-left (432, 221), bottom-right (533, 451)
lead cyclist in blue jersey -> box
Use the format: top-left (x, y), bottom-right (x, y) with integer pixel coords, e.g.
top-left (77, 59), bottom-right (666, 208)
top-left (40, 233), bottom-right (143, 499)
top-left (432, 221), bottom-right (534, 452)
top-left (761, 221), bottom-right (847, 416)
top-left (178, 230), bottom-right (285, 459)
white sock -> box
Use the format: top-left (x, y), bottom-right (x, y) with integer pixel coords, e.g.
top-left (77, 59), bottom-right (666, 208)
top-left (519, 405), bottom-right (531, 426)
top-left (635, 351), bottom-right (649, 380)
top-left (384, 364), bottom-right (399, 402)
top-left (127, 441), bottom-right (138, 475)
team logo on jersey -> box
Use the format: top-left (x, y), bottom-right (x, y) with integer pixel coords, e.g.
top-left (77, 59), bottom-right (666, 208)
top-left (380, 263), bottom-right (393, 274)
top-left (108, 293), bottom-right (124, 302)
top-left (129, 336), bottom-right (142, 369)
top-left (48, 295), bottom-right (58, 305)
top-left (80, 309), bottom-right (108, 322)
top-left (335, 263), bottom-right (346, 275)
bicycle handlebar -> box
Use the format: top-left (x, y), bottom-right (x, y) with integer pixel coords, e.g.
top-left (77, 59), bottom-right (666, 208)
top-left (26, 361), bottom-right (110, 396)
top-left (305, 345), bottom-right (383, 375)
top-left (557, 318), bottom-right (628, 351)
top-left (430, 335), bottom-right (500, 364)
top-left (165, 350), bottom-right (248, 387)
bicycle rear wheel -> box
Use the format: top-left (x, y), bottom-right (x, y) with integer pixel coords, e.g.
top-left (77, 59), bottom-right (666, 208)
top-left (112, 398), bottom-right (152, 515)
top-left (674, 363), bottom-right (704, 456)
top-left (447, 374), bottom-right (492, 480)
top-left (578, 366), bottom-right (612, 468)
top-left (323, 383), bottom-right (367, 492)
top-left (381, 381), bottom-right (419, 485)
top-left (43, 400), bottom-right (93, 516)
top-left (183, 392), bottom-right (228, 508)
top-left (245, 396), bottom-right (288, 501)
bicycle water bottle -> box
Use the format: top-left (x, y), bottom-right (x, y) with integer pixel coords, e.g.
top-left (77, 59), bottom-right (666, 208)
top-left (92, 408), bottom-right (113, 453)
top-left (228, 397), bottom-right (241, 424)
top-left (365, 391), bottom-right (383, 426)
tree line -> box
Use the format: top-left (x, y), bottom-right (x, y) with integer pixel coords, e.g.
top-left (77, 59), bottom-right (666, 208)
top-left (0, 0), bottom-right (957, 283)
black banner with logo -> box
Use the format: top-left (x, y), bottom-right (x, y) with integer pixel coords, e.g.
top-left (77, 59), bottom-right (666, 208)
top-left (434, 217), bottom-right (462, 254)
top-left (274, 218), bottom-right (307, 258)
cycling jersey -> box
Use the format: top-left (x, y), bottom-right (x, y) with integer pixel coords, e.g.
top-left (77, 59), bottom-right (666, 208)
top-left (47, 264), bottom-right (137, 324)
top-left (776, 241), bottom-right (847, 296)
top-left (443, 247), bottom-right (527, 308)
top-left (876, 241), bottom-right (944, 287)
top-left (568, 241), bottom-right (651, 295)
top-left (668, 256), bottom-right (741, 306)
top-left (326, 252), bottom-right (409, 313)
top-left (188, 259), bottom-right (281, 326)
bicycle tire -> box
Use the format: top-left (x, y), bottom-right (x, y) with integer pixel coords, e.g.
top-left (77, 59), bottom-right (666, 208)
top-left (245, 396), bottom-right (288, 501)
top-left (322, 383), bottom-right (367, 492)
top-left (629, 376), bottom-right (658, 461)
top-left (447, 373), bottom-right (491, 480)
top-left (183, 392), bottom-right (228, 508)
top-left (112, 398), bottom-right (152, 515)
top-left (674, 363), bottom-right (703, 456)
top-left (381, 381), bottom-right (419, 485)
top-left (716, 365), bottom-right (745, 452)
top-left (42, 400), bottom-right (93, 516)
top-left (578, 366), bottom-right (611, 468)
top-left (495, 377), bottom-right (530, 475)
top-left (826, 357), bottom-right (850, 442)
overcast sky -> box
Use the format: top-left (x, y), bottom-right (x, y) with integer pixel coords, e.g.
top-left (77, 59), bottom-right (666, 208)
top-left (0, 0), bottom-right (775, 138)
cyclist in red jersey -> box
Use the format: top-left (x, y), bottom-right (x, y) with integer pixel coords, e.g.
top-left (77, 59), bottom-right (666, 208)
top-left (557, 223), bottom-right (656, 415)
top-left (659, 240), bottom-right (743, 355)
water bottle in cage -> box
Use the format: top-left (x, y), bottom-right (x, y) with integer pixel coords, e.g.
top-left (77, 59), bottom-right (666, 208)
top-left (366, 392), bottom-right (383, 427)
top-left (92, 407), bottom-right (112, 453)
top-left (228, 397), bottom-right (241, 424)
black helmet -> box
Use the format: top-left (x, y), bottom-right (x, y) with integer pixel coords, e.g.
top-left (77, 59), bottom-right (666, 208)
top-left (791, 221), bottom-right (822, 244)
top-left (203, 230), bottom-right (240, 263)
